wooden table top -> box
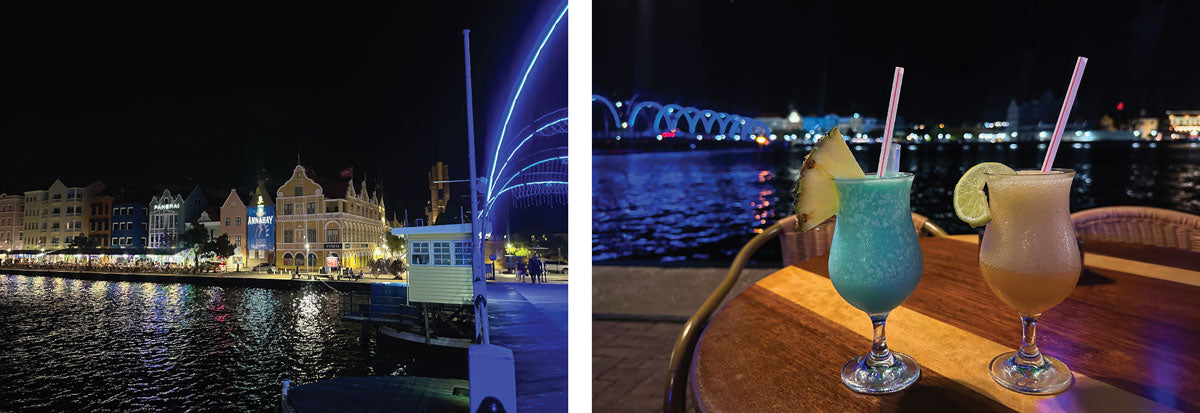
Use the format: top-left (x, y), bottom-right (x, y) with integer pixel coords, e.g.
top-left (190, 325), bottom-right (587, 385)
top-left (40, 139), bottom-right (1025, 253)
top-left (691, 236), bottom-right (1200, 412)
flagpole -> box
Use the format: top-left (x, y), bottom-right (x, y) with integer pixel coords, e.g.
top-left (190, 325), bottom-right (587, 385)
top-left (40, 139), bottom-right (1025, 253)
top-left (463, 29), bottom-right (488, 345)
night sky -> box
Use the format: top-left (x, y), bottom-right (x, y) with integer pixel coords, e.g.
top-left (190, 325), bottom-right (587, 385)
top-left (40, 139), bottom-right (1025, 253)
top-left (593, 0), bottom-right (1199, 124)
top-left (0, 1), bottom-right (567, 233)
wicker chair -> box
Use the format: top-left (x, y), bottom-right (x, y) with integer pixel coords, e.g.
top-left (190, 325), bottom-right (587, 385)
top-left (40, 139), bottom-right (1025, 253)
top-left (1071, 206), bottom-right (1200, 253)
top-left (663, 212), bottom-right (946, 412)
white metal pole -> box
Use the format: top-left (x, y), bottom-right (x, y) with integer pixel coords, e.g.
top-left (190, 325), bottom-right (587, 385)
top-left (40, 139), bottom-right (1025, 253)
top-left (463, 29), bottom-right (489, 345)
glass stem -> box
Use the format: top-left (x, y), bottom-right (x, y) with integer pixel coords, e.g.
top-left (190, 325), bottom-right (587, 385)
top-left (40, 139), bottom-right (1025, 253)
top-left (1016, 315), bottom-right (1045, 365)
top-left (868, 314), bottom-right (894, 367)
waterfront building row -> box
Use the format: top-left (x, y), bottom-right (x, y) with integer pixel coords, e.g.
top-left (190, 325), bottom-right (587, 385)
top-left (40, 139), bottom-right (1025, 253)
top-left (2, 163), bottom-right (389, 272)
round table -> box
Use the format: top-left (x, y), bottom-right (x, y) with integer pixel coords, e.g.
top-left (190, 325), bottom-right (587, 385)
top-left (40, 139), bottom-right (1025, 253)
top-left (690, 236), bottom-right (1200, 412)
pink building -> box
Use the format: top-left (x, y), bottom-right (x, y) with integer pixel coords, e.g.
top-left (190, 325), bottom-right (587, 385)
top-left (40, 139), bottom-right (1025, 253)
top-left (0, 193), bottom-right (23, 250)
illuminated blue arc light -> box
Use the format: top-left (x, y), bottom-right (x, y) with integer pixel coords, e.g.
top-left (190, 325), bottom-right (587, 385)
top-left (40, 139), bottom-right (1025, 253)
top-left (487, 4), bottom-right (568, 198)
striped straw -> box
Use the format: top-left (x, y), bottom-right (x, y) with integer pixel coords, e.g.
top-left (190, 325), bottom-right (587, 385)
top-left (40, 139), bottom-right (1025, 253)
top-left (876, 67), bottom-right (904, 177)
top-left (1042, 56), bottom-right (1088, 172)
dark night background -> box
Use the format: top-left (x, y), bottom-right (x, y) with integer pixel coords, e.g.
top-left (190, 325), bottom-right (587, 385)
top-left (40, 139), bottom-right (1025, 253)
top-left (0, 1), bottom-right (566, 233)
top-left (593, 0), bottom-right (1199, 122)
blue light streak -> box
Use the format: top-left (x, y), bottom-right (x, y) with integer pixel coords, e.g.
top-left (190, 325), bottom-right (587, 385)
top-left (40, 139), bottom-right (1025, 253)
top-left (488, 116), bottom-right (568, 199)
top-left (486, 180), bottom-right (568, 211)
top-left (487, 4), bottom-right (568, 198)
top-left (490, 155), bottom-right (568, 205)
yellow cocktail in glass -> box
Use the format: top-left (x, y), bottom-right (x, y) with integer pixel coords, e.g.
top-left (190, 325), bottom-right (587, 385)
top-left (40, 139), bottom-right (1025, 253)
top-left (978, 168), bottom-right (1080, 394)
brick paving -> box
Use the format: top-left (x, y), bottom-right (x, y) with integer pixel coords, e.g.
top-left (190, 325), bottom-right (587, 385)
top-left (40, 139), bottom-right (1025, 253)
top-left (593, 319), bottom-right (687, 412)
top-left (592, 265), bottom-right (780, 412)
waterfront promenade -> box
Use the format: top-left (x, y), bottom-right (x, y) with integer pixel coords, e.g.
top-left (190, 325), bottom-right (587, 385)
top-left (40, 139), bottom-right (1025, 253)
top-left (592, 265), bottom-right (775, 412)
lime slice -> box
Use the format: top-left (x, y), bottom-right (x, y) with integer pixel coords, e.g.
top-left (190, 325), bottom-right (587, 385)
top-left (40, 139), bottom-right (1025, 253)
top-left (953, 162), bottom-right (1015, 227)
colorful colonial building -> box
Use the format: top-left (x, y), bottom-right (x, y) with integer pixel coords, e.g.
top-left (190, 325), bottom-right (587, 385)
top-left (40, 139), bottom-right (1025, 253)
top-left (148, 189), bottom-right (185, 248)
top-left (111, 201), bottom-right (148, 249)
top-left (219, 189), bottom-right (247, 269)
top-left (0, 193), bottom-right (23, 250)
top-left (86, 190), bottom-right (114, 247)
top-left (147, 186), bottom-right (209, 248)
top-left (275, 164), bottom-right (386, 271)
top-left (23, 179), bottom-right (105, 250)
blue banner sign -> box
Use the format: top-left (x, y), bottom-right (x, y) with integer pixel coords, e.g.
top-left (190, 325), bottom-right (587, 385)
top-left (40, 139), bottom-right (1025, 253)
top-left (246, 205), bottom-right (275, 250)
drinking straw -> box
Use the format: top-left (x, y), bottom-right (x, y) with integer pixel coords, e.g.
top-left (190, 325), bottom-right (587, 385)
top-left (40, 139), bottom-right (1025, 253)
top-left (1042, 56), bottom-right (1088, 172)
top-left (876, 67), bottom-right (904, 177)
top-left (883, 143), bottom-right (901, 176)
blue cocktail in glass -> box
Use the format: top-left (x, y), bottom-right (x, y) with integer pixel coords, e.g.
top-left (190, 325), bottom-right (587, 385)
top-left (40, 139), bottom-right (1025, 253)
top-left (828, 172), bottom-right (923, 394)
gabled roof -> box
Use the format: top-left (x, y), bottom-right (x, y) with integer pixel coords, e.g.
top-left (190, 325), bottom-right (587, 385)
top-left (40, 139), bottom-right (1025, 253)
top-left (221, 189), bottom-right (245, 209)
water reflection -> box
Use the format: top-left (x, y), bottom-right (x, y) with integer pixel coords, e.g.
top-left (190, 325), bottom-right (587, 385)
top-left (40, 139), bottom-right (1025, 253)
top-left (0, 274), bottom-right (450, 411)
top-left (593, 141), bottom-right (1200, 262)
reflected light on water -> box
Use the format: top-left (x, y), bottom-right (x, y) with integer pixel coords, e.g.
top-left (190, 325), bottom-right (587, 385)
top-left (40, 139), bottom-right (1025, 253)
top-left (0, 274), bottom-right (431, 411)
top-left (594, 142), bottom-right (1200, 262)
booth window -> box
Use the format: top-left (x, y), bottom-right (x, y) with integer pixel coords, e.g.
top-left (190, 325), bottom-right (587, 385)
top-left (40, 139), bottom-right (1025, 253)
top-left (411, 242), bottom-right (430, 265)
top-left (454, 241), bottom-right (471, 266)
top-left (432, 242), bottom-right (451, 266)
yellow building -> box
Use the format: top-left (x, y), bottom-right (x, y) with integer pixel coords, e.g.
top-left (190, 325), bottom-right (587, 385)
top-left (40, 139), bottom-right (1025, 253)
top-left (22, 179), bottom-right (105, 250)
top-left (275, 164), bottom-right (387, 271)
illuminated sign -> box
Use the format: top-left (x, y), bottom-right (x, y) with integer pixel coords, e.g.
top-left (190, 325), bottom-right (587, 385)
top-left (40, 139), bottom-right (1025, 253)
top-left (325, 256), bottom-right (339, 268)
top-left (153, 203), bottom-right (180, 210)
top-left (246, 205), bottom-right (275, 250)
top-left (323, 243), bottom-right (343, 249)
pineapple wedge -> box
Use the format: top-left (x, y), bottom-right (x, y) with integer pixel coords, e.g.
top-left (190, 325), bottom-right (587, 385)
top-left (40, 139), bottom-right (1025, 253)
top-left (791, 127), bottom-right (865, 231)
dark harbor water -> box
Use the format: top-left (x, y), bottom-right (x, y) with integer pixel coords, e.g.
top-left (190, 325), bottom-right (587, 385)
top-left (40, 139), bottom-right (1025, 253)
top-left (0, 274), bottom-right (462, 411)
top-left (592, 141), bottom-right (1200, 263)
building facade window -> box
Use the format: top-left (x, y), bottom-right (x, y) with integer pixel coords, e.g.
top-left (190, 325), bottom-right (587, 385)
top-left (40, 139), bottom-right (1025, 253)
top-left (294, 186), bottom-right (302, 196)
top-left (432, 241), bottom-right (451, 266)
top-left (283, 204), bottom-right (293, 215)
top-left (282, 253), bottom-right (293, 266)
top-left (326, 229), bottom-right (339, 242)
top-left (411, 242), bottom-right (429, 265)
top-left (284, 231), bottom-right (293, 243)
top-left (306, 202), bottom-right (315, 214)
top-left (307, 229), bottom-right (317, 242)
top-left (454, 241), bottom-right (471, 266)
top-left (225, 218), bottom-right (231, 226)
top-left (235, 217), bottom-right (241, 226)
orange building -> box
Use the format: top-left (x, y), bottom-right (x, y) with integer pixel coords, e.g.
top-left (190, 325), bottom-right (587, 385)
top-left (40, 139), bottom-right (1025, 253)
top-left (219, 189), bottom-right (247, 270)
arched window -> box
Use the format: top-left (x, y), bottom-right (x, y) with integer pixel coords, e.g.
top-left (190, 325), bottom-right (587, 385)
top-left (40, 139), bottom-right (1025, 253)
top-left (308, 253), bottom-right (317, 267)
top-left (282, 253), bottom-right (293, 266)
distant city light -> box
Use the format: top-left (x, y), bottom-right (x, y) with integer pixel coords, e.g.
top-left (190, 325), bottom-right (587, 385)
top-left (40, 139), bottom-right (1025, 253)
top-left (615, 101), bottom-right (623, 108)
top-left (853, 113), bottom-right (861, 118)
top-left (769, 134), bottom-right (777, 141)
top-left (938, 123), bottom-right (944, 128)
top-left (1012, 132), bottom-right (1018, 137)
top-left (621, 122), bottom-right (628, 128)
top-left (697, 135), bottom-right (703, 140)
top-left (615, 136), bottom-right (621, 140)
top-left (1039, 131), bottom-right (1049, 139)
top-left (788, 111), bottom-right (801, 123)
top-left (1116, 101), bottom-right (1124, 111)
top-left (656, 134), bottom-right (663, 140)
top-left (755, 136), bottom-right (767, 144)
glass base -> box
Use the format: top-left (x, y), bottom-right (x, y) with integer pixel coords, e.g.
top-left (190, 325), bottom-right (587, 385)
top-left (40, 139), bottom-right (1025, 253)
top-left (989, 351), bottom-right (1073, 394)
top-left (840, 352), bottom-right (921, 394)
